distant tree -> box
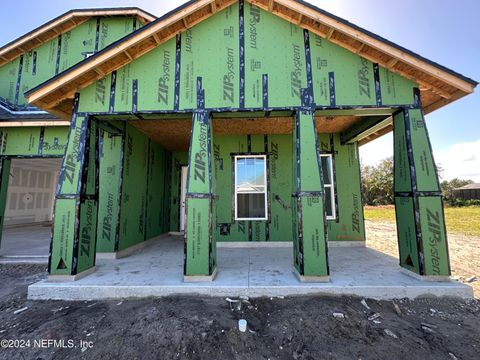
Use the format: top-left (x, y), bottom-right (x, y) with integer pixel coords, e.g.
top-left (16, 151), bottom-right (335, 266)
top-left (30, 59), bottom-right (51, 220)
top-left (360, 158), bottom-right (471, 206)
top-left (441, 178), bottom-right (474, 205)
top-left (436, 163), bottom-right (444, 180)
top-left (361, 157), bottom-right (394, 205)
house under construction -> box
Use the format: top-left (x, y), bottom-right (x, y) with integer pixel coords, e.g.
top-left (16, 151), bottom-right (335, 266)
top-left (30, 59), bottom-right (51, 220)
top-left (0, 0), bottom-right (477, 285)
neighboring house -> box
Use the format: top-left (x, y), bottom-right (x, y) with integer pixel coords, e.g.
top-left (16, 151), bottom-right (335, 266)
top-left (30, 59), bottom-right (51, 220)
top-left (454, 183), bottom-right (480, 200)
top-left (0, 0), bottom-right (477, 283)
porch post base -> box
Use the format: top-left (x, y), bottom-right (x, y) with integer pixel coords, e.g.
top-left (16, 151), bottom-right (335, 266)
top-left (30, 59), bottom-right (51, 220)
top-left (48, 266), bottom-right (96, 282)
top-left (293, 268), bottom-right (330, 283)
top-left (400, 267), bottom-right (451, 282)
top-left (184, 268), bottom-right (217, 283)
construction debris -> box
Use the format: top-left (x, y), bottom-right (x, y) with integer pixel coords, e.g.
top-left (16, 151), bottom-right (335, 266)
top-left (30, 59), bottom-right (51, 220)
top-left (13, 307), bottom-right (28, 315)
top-left (361, 299), bottom-right (370, 310)
top-left (238, 319), bottom-right (247, 332)
top-left (384, 329), bottom-right (398, 339)
top-left (393, 302), bottom-right (402, 316)
top-left (332, 312), bottom-right (345, 319)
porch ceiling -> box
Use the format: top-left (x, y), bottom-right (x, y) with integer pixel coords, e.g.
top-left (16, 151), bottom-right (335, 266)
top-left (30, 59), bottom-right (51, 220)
top-left (130, 115), bottom-right (375, 152)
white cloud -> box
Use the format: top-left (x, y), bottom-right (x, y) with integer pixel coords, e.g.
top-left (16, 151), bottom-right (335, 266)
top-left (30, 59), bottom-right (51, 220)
top-left (358, 133), bottom-right (393, 166)
top-left (435, 139), bottom-right (480, 182)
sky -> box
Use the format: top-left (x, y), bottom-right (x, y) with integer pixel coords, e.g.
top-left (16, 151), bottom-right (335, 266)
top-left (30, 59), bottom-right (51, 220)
top-left (0, 0), bottom-right (479, 181)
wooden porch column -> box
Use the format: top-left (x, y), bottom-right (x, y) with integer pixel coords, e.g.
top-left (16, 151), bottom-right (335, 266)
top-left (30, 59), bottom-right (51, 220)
top-left (292, 104), bottom-right (329, 282)
top-left (393, 108), bottom-right (450, 278)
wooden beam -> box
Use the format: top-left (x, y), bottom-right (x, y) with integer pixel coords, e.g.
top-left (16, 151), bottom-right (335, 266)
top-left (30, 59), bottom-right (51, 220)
top-left (0, 121), bottom-right (70, 127)
top-left (211, 1), bottom-right (217, 12)
top-left (423, 89), bottom-right (466, 114)
top-left (182, 17), bottom-right (189, 29)
top-left (327, 36), bottom-right (359, 54)
top-left (297, 14), bottom-right (303, 25)
top-left (355, 43), bottom-right (365, 54)
top-left (152, 33), bottom-right (161, 44)
top-left (272, 9), bottom-right (307, 30)
top-left (340, 116), bottom-right (388, 144)
top-left (358, 124), bottom-right (393, 146)
top-left (47, 107), bottom-right (71, 121)
top-left (269, 0), bottom-right (275, 11)
top-left (326, 28), bottom-right (335, 40)
top-left (123, 51), bottom-right (133, 60)
top-left (94, 68), bottom-right (105, 77)
top-left (386, 58), bottom-right (399, 69)
top-left (416, 80), bottom-right (452, 99)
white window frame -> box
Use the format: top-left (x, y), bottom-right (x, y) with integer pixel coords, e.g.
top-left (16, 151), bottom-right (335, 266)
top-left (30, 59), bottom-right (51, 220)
top-left (321, 154), bottom-right (336, 221)
top-left (234, 155), bottom-right (268, 221)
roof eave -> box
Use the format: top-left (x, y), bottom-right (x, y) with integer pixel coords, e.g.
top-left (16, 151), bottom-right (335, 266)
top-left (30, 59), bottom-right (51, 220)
top-left (0, 8), bottom-right (157, 66)
top-left (25, 0), bottom-right (478, 117)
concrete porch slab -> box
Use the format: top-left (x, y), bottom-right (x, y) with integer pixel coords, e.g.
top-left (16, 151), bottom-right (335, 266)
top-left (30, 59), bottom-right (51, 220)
top-left (27, 236), bottom-right (473, 300)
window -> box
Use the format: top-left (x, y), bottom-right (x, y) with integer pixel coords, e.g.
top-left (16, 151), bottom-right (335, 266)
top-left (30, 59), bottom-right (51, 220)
top-left (321, 154), bottom-right (336, 220)
top-left (234, 155), bottom-right (268, 220)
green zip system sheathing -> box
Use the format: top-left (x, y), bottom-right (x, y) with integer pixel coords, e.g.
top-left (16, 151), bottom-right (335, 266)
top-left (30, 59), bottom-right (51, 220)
top-left (96, 131), bottom-right (123, 253)
top-left (318, 133), bottom-right (365, 242)
top-left (0, 158), bottom-right (11, 245)
top-left (96, 122), bottom-right (172, 254)
top-left (118, 124), bottom-right (149, 251)
top-left (0, 126), bottom-right (68, 156)
top-left (393, 109), bottom-right (449, 276)
top-left (146, 140), bottom-right (172, 239)
top-left (0, 16), bottom-right (142, 110)
top-left (50, 117), bottom-right (173, 274)
top-left (75, 2), bottom-right (418, 115)
top-left (184, 110), bottom-right (216, 278)
top-left (50, 111), bottom-right (98, 276)
top-left (211, 133), bottom-right (364, 243)
top-left (45, 1), bottom-right (450, 278)
top-left (292, 111), bottom-right (328, 279)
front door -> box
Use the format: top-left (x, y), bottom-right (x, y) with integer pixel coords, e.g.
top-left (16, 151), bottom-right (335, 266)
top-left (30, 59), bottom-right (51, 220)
top-left (179, 166), bottom-right (188, 232)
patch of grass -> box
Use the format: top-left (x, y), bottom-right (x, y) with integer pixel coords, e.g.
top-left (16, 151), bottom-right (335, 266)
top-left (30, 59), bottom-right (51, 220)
top-left (444, 206), bottom-right (480, 237)
top-left (364, 205), bottom-right (480, 237)
top-left (363, 205), bottom-right (396, 222)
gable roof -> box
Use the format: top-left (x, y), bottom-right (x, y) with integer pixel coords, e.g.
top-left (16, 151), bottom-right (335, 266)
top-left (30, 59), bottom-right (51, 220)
top-left (0, 7), bottom-right (156, 67)
top-left (25, 0), bottom-right (477, 119)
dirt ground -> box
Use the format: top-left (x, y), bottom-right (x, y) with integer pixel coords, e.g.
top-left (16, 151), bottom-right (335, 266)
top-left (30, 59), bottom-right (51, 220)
top-left (0, 264), bottom-right (479, 359)
top-left (365, 220), bottom-right (480, 298)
